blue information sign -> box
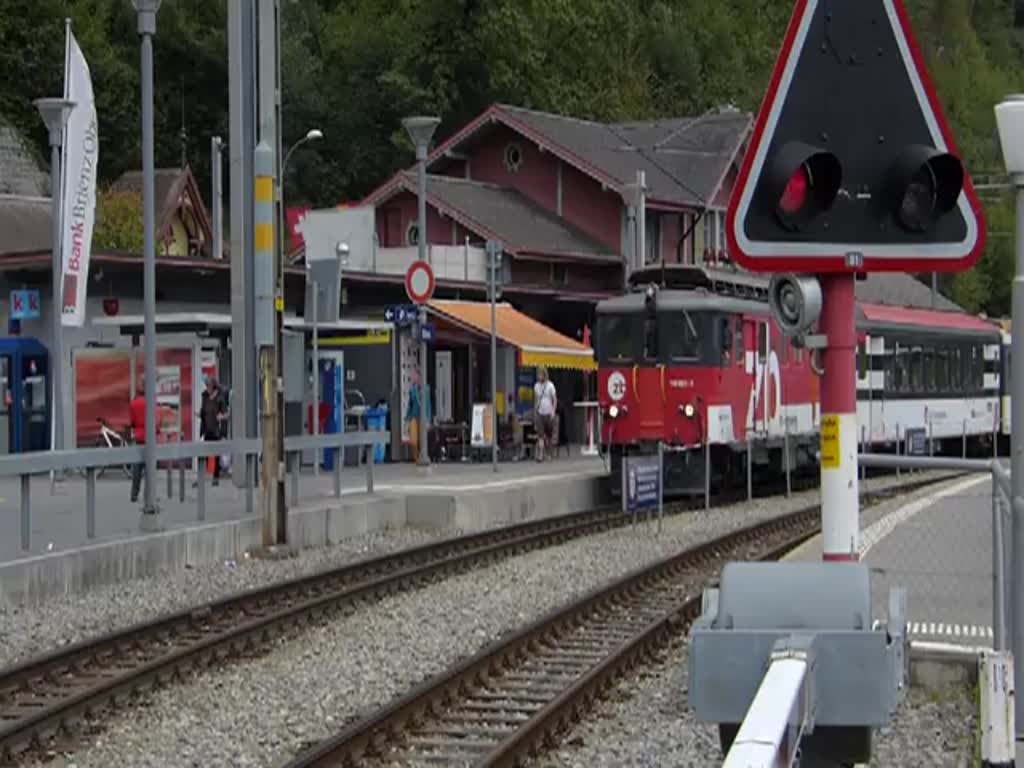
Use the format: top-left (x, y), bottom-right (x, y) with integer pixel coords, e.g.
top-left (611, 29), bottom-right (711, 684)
top-left (384, 304), bottom-right (418, 326)
top-left (904, 428), bottom-right (928, 457)
top-left (419, 322), bottom-right (435, 343)
top-left (622, 455), bottom-right (662, 514)
top-left (9, 290), bottom-right (40, 320)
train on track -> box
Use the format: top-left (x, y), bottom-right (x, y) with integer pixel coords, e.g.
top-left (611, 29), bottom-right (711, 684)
top-left (595, 265), bottom-right (1009, 498)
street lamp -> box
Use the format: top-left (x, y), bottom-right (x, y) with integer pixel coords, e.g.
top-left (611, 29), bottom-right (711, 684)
top-left (34, 98), bottom-right (74, 470)
top-left (402, 116), bottom-right (440, 469)
top-left (132, 0), bottom-right (162, 528)
top-left (280, 127), bottom-right (323, 270)
top-left (995, 93), bottom-right (1024, 739)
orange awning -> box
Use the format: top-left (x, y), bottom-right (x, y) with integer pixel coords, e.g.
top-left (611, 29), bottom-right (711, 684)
top-left (428, 300), bottom-right (596, 372)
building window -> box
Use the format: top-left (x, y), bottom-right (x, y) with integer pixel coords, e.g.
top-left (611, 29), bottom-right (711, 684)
top-left (645, 214), bottom-right (660, 265)
top-left (504, 143), bottom-right (524, 173)
top-left (405, 222), bottom-right (419, 246)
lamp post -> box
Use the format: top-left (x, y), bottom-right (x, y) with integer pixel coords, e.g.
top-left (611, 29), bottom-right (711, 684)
top-left (132, 0), bottom-right (161, 527)
top-left (280, 128), bottom-right (322, 263)
top-left (34, 97), bottom-right (75, 478)
top-left (996, 93), bottom-right (1024, 740)
top-left (401, 116), bottom-right (440, 469)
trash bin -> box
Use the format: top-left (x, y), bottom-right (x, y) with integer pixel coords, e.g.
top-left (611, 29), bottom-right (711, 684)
top-left (366, 405), bottom-right (388, 463)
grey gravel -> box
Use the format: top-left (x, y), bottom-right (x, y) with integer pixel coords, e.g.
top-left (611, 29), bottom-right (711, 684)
top-left (0, 525), bottom-right (447, 668)
top-left (19, 470), bottom-right (957, 768)
top-left (534, 640), bottom-right (977, 768)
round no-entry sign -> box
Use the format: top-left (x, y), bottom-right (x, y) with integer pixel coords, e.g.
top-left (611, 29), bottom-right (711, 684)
top-left (405, 260), bottom-right (435, 305)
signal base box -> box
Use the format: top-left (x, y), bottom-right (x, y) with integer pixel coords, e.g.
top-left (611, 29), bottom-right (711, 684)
top-left (688, 561), bottom-right (908, 764)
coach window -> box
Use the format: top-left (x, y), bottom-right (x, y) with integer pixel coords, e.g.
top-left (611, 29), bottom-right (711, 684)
top-left (936, 348), bottom-right (950, 391)
top-left (924, 347), bottom-right (936, 391)
top-left (950, 347), bottom-right (961, 390)
top-left (910, 347), bottom-right (923, 390)
top-left (856, 343), bottom-right (867, 380)
top-left (734, 317), bottom-right (745, 366)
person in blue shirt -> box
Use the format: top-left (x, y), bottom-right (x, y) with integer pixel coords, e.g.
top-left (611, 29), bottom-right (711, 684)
top-left (405, 369), bottom-right (432, 463)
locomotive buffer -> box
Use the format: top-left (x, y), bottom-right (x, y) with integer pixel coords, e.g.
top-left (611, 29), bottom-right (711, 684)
top-left (688, 0), bottom-right (987, 765)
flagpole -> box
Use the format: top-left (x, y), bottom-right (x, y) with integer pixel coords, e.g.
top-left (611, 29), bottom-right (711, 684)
top-left (49, 19), bottom-right (72, 492)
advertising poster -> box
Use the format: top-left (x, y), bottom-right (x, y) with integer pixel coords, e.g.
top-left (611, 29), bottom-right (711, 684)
top-left (73, 348), bottom-right (132, 447)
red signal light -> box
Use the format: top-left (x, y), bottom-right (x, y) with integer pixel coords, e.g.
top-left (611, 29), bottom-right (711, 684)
top-left (779, 165), bottom-right (810, 215)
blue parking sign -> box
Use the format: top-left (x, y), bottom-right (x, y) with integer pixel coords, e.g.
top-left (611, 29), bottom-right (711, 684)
top-left (622, 455), bottom-right (661, 514)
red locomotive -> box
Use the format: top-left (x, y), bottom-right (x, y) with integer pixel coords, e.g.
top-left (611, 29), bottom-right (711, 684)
top-left (595, 264), bottom-right (1003, 498)
top-left (596, 265), bottom-right (820, 497)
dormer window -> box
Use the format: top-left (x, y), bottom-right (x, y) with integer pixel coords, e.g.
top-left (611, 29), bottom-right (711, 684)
top-left (504, 142), bottom-right (524, 173)
top-left (406, 222), bottom-right (420, 246)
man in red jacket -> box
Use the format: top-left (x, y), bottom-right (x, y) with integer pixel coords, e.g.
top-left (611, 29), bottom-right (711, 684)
top-left (128, 381), bottom-right (148, 503)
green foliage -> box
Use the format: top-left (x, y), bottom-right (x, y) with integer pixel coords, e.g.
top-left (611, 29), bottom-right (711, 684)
top-left (2, 0), bottom-right (1023, 316)
top-left (93, 190), bottom-right (144, 253)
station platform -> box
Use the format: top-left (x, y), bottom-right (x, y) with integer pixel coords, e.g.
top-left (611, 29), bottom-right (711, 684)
top-left (786, 474), bottom-right (994, 647)
top-left (0, 454), bottom-right (609, 608)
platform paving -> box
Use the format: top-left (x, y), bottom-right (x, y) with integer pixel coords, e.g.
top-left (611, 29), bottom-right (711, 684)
top-left (0, 453), bottom-right (608, 562)
top-left (786, 474), bottom-right (995, 647)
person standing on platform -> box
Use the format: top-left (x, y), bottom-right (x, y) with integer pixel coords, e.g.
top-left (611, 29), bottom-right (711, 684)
top-left (534, 366), bottom-right (557, 461)
top-left (406, 369), bottom-right (431, 463)
top-left (199, 377), bottom-right (228, 485)
top-left (128, 380), bottom-right (148, 503)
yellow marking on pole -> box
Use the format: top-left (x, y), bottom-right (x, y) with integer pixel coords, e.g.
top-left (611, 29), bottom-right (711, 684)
top-left (820, 414), bottom-right (840, 469)
top-left (275, 297), bottom-right (285, 312)
top-left (254, 223), bottom-right (274, 252)
top-left (254, 177), bottom-right (273, 203)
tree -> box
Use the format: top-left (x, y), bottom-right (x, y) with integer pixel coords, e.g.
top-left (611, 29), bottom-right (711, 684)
top-left (93, 190), bottom-right (144, 253)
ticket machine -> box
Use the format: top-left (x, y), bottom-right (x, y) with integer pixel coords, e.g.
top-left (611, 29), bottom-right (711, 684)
top-left (0, 338), bottom-right (50, 454)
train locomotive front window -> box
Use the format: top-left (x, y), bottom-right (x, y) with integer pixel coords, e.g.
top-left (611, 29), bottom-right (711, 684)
top-left (597, 314), bottom-right (635, 365)
top-left (662, 310), bottom-right (703, 362)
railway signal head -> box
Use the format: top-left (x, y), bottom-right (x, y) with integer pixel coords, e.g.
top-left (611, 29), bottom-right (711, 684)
top-left (726, 0), bottom-right (985, 274)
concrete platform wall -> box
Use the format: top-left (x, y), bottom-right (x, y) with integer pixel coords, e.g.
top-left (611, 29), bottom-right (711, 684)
top-left (0, 472), bottom-right (608, 608)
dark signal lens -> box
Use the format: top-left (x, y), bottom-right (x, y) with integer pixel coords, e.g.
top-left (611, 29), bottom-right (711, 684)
top-left (890, 146), bottom-right (964, 233)
top-left (779, 165), bottom-right (810, 215)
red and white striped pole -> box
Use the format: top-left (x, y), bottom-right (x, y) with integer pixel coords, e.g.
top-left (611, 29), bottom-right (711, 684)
top-left (819, 273), bottom-right (860, 562)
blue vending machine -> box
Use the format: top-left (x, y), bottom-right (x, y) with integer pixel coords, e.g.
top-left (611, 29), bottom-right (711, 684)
top-left (319, 351), bottom-right (344, 470)
top-left (0, 338), bottom-right (50, 454)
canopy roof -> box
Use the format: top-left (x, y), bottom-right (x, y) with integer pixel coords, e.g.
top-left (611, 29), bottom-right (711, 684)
top-left (428, 300), bottom-right (595, 372)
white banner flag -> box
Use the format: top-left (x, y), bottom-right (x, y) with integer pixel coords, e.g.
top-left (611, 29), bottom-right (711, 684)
top-left (59, 23), bottom-right (99, 327)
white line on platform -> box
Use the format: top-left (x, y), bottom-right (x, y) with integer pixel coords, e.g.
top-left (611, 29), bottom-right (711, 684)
top-left (386, 470), bottom-right (605, 493)
top-left (908, 621), bottom-right (993, 642)
top-left (859, 475), bottom-right (990, 558)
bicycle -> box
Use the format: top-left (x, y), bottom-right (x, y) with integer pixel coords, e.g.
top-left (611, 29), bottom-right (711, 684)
top-left (82, 417), bottom-right (134, 479)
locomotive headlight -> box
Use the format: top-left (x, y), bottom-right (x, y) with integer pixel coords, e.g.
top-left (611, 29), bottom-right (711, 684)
top-left (683, 403), bottom-right (696, 419)
top-left (609, 404), bottom-right (620, 419)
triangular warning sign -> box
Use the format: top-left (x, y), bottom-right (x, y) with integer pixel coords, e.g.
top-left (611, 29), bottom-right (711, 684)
top-left (726, 0), bottom-right (986, 273)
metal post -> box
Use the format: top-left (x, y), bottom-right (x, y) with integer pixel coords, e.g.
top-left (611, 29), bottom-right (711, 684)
top-left (928, 419), bottom-right (934, 457)
top-left (746, 433), bottom-right (752, 500)
top-left (401, 118), bottom-right (440, 470)
top-left (819, 273), bottom-right (860, 562)
top-left (488, 241), bottom-right (499, 473)
top-left (20, 474), bottom-right (30, 551)
top-left (931, 272), bottom-right (938, 309)
top-left (255, 142), bottom-right (280, 546)
top-left (704, 435), bottom-right (711, 511)
top-left (211, 135), bottom-right (223, 259)
top-left (312, 280), bottom-right (320, 475)
top-left (1010, 170), bottom-right (1024, 737)
top-left (657, 441), bottom-right (664, 533)
top-left (290, 451), bottom-right (298, 505)
top-left (228, 0), bottom-right (257, 487)
top-left (994, 486), bottom-right (1008, 651)
top-left (366, 442), bottom-right (375, 493)
top-left (34, 100), bottom-right (73, 478)
top-left (179, 460), bottom-right (185, 503)
top-left (135, 1), bottom-right (161, 528)
top-left (963, 418), bottom-right (968, 459)
top-left (333, 444), bottom-right (341, 497)
top-left (166, 459), bottom-right (172, 499)
top-left (245, 454), bottom-right (254, 516)
top-left (197, 459), bottom-right (206, 521)
top-left (86, 468), bottom-right (96, 539)
top-left (896, 423), bottom-right (902, 479)
top-left (635, 170), bottom-right (646, 271)
top-left (784, 429), bottom-right (791, 499)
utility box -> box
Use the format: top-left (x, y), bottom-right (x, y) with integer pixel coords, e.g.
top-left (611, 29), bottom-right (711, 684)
top-left (304, 258), bottom-right (342, 324)
top-left (688, 561), bottom-right (909, 765)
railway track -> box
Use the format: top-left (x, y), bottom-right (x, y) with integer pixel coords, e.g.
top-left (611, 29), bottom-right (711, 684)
top-left (0, 472), bottom-right (945, 764)
top-left (282, 477), bottom-right (944, 768)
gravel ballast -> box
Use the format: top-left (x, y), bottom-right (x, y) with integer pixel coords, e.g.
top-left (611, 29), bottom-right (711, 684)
top-left (14, 471), bottom-right (961, 767)
top-left (535, 641), bottom-right (977, 768)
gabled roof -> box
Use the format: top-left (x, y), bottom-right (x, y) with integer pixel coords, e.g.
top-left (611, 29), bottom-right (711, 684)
top-left (364, 104), bottom-right (751, 210)
top-left (110, 165), bottom-right (214, 257)
top-left (377, 172), bottom-right (619, 262)
top-left (855, 272), bottom-right (962, 312)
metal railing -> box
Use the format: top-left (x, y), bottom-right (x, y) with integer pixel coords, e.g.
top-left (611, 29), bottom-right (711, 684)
top-left (3, 430), bottom-right (389, 552)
